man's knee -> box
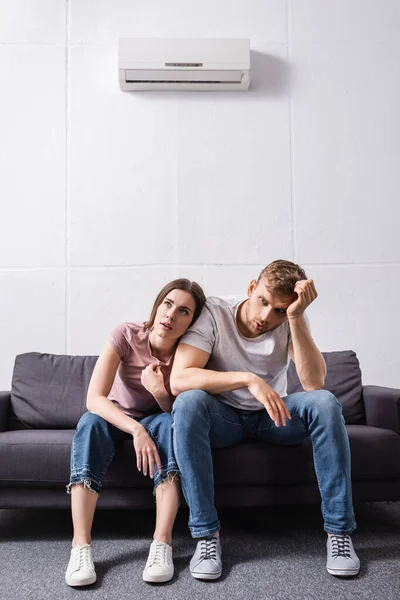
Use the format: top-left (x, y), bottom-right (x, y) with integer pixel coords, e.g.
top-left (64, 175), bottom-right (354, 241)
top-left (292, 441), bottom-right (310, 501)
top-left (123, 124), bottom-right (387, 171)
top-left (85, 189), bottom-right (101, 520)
top-left (304, 389), bottom-right (342, 415)
top-left (172, 390), bottom-right (211, 421)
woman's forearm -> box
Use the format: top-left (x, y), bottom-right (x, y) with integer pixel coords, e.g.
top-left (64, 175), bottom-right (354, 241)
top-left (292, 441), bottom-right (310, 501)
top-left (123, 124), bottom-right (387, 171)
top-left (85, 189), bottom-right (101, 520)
top-left (86, 395), bottom-right (143, 435)
top-left (152, 388), bottom-right (174, 412)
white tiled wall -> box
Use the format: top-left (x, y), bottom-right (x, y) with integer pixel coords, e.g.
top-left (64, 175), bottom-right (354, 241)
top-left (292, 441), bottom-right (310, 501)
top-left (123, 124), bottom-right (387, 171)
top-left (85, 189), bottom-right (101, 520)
top-left (1, 1), bottom-right (399, 389)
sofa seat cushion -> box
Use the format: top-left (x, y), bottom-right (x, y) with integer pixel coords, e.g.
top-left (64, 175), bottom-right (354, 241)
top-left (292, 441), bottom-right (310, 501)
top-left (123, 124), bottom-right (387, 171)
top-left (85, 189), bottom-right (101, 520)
top-left (1, 426), bottom-right (399, 489)
top-left (0, 430), bottom-right (151, 490)
top-left (287, 350), bottom-right (365, 425)
top-left (212, 425), bottom-right (400, 486)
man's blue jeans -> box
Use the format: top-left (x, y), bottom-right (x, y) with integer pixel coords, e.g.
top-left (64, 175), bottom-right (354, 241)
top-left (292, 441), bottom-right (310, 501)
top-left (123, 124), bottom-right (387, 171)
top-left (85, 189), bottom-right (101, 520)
top-left (172, 390), bottom-right (356, 538)
top-left (67, 410), bottom-right (178, 494)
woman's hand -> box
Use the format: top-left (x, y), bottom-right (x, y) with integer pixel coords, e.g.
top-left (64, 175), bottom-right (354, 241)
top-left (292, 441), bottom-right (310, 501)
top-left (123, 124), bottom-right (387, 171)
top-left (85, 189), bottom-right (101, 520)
top-left (132, 424), bottom-right (162, 478)
top-left (141, 364), bottom-right (166, 396)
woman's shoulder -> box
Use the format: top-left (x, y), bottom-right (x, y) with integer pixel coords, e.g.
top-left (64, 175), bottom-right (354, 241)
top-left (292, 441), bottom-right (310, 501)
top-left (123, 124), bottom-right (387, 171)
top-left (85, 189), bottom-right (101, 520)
top-left (108, 322), bottom-right (149, 359)
top-left (111, 321), bottom-right (148, 340)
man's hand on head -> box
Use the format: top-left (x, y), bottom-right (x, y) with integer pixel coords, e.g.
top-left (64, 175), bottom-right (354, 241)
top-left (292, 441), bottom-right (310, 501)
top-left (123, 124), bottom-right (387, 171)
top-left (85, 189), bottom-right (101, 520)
top-left (286, 279), bottom-right (318, 319)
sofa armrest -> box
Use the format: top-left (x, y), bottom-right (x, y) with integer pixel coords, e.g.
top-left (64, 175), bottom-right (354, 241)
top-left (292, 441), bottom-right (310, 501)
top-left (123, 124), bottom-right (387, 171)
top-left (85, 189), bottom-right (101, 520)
top-left (363, 385), bottom-right (400, 434)
top-left (0, 391), bottom-right (11, 432)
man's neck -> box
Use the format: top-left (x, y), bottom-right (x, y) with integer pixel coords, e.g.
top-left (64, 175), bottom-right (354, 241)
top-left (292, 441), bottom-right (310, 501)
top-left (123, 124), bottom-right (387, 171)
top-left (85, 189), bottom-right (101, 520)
top-left (236, 299), bottom-right (257, 338)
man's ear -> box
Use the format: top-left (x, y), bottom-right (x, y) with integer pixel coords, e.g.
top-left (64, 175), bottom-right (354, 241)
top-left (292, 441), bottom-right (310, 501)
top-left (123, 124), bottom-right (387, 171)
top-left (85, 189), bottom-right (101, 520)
top-left (247, 279), bottom-right (257, 297)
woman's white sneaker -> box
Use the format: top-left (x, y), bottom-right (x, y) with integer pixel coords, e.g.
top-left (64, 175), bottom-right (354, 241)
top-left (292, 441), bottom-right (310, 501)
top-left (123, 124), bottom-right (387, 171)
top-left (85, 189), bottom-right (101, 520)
top-left (143, 540), bottom-right (174, 583)
top-left (65, 544), bottom-right (97, 586)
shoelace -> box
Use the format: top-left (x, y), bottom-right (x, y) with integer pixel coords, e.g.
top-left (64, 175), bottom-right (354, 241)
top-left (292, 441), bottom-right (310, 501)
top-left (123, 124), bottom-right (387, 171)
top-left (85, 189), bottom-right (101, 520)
top-left (199, 537), bottom-right (218, 560)
top-left (148, 542), bottom-right (168, 566)
top-left (73, 546), bottom-right (92, 570)
top-left (330, 535), bottom-right (351, 559)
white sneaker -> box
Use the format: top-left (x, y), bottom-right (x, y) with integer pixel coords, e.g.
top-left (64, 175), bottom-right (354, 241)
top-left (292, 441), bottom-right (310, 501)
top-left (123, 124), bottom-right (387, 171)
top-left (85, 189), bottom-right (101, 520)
top-left (190, 536), bottom-right (222, 580)
top-left (65, 544), bottom-right (97, 586)
top-left (326, 534), bottom-right (360, 576)
top-left (142, 540), bottom-right (174, 583)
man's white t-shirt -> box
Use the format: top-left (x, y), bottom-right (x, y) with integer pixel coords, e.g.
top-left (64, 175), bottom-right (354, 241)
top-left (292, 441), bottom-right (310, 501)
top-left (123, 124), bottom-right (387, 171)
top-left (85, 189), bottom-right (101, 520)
top-left (180, 296), bottom-right (307, 412)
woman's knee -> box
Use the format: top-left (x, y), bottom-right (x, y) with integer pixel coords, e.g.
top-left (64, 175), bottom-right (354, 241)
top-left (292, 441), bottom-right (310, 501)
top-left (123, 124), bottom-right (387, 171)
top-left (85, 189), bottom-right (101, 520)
top-left (76, 411), bottom-right (109, 436)
top-left (144, 412), bottom-right (174, 438)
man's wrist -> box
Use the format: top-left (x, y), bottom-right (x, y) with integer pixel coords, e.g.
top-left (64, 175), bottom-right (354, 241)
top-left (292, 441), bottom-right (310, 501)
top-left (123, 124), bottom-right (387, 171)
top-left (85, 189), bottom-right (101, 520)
top-left (130, 421), bottom-right (144, 436)
top-left (245, 372), bottom-right (257, 387)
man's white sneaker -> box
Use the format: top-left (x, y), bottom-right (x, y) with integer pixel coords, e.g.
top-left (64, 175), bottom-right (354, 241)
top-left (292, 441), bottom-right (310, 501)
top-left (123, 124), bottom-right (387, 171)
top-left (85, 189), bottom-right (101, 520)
top-left (143, 540), bottom-right (174, 583)
top-left (65, 544), bottom-right (97, 586)
top-left (326, 534), bottom-right (360, 576)
top-left (190, 536), bottom-right (222, 580)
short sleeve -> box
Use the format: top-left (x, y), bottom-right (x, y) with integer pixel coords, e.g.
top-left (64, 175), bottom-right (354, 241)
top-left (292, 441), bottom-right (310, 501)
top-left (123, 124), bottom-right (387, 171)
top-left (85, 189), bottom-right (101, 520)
top-left (180, 305), bottom-right (216, 355)
top-left (288, 313), bottom-right (312, 344)
top-left (108, 323), bottom-right (131, 359)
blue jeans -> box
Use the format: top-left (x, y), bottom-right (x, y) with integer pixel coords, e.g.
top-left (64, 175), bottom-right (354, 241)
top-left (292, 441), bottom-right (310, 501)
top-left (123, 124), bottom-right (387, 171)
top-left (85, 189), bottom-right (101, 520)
top-left (172, 390), bottom-right (356, 538)
top-left (67, 410), bottom-right (178, 493)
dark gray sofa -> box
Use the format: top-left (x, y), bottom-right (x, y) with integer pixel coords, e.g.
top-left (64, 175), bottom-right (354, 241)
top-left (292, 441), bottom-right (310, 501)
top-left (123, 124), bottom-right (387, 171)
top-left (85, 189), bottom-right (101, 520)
top-left (0, 351), bottom-right (399, 509)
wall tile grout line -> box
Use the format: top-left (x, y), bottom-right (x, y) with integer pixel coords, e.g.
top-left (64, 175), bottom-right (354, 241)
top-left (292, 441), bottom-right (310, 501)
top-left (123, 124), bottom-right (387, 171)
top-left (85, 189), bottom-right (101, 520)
top-left (177, 98), bottom-right (180, 267)
top-left (287, 0), bottom-right (297, 264)
top-left (65, 0), bottom-right (71, 354)
top-left (1, 262), bottom-right (399, 272)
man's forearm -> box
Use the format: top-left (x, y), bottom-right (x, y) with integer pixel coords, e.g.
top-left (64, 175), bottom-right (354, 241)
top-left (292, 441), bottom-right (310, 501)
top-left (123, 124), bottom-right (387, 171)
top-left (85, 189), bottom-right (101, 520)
top-left (170, 368), bottom-right (252, 397)
top-left (289, 315), bottom-right (326, 390)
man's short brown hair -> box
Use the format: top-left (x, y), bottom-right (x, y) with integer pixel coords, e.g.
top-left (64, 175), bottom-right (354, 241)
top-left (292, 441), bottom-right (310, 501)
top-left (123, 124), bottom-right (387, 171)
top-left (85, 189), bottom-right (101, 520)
top-left (257, 259), bottom-right (307, 298)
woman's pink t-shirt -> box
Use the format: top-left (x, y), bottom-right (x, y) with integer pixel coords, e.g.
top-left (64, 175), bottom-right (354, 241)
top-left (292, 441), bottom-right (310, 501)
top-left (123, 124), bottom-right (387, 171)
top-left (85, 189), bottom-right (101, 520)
top-left (107, 322), bottom-right (174, 419)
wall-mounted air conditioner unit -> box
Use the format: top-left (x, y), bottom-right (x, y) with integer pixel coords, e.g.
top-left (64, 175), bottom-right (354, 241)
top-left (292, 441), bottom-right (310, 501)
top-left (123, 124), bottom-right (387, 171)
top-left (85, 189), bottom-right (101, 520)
top-left (118, 38), bottom-right (250, 91)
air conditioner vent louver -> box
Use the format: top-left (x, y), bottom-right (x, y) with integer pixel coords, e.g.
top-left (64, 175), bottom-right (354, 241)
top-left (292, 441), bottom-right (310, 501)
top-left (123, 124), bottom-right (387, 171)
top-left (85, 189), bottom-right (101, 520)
top-left (119, 38), bottom-right (250, 92)
top-left (127, 80), bottom-right (242, 84)
top-left (165, 62), bottom-right (203, 67)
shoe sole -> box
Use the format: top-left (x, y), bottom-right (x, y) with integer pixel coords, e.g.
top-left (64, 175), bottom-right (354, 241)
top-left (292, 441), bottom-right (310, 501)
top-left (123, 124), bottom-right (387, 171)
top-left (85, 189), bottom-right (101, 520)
top-left (143, 571), bottom-right (174, 584)
top-left (190, 570), bottom-right (222, 580)
top-left (327, 567), bottom-right (360, 577)
top-left (65, 574), bottom-right (97, 587)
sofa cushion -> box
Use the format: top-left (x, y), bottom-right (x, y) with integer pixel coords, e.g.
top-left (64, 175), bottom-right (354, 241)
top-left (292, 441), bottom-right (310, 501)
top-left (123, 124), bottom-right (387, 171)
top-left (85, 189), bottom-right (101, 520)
top-left (10, 353), bottom-right (98, 429)
top-left (287, 350), bottom-right (365, 425)
top-left (1, 425), bottom-right (399, 488)
top-left (212, 425), bottom-right (400, 486)
top-left (0, 429), bottom-right (152, 490)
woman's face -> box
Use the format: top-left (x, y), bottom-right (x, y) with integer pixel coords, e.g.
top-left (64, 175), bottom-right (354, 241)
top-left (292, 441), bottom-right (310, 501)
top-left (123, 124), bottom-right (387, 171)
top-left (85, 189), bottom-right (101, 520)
top-left (153, 288), bottom-right (197, 342)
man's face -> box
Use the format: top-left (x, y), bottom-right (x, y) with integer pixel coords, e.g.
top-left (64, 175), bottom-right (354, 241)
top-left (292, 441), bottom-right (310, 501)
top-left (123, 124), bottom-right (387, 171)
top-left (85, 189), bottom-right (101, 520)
top-left (239, 277), bottom-right (295, 338)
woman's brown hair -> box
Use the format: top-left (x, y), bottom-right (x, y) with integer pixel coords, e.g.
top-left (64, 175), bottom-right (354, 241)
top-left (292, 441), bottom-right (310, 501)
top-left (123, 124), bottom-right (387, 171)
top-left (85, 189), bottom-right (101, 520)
top-left (144, 279), bottom-right (206, 330)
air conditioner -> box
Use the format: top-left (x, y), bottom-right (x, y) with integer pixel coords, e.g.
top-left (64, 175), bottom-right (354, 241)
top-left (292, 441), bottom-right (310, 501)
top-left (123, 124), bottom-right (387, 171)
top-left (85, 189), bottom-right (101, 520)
top-left (118, 38), bottom-right (250, 91)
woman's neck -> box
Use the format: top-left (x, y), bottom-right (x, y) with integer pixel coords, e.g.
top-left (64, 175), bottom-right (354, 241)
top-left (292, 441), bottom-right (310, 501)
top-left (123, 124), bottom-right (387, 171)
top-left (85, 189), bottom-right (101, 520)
top-left (148, 329), bottom-right (176, 362)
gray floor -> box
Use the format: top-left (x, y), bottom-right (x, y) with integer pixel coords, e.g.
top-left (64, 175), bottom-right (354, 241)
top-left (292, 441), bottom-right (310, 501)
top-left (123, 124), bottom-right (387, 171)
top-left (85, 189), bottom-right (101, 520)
top-left (0, 502), bottom-right (399, 600)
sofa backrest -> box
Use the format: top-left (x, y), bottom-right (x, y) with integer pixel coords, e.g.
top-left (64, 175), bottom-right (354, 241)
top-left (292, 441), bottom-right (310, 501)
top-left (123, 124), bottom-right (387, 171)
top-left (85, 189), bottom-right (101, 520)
top-left (10, 353), bottom-right (98, 429)
top-left (10, 349), bottom-right (365, 429)
top-left (287, 350), bottom-right (365, 425)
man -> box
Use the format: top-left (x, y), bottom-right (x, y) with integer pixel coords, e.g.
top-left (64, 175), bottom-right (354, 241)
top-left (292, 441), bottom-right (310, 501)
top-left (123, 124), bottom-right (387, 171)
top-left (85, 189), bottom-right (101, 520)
top-left (170, 259), bottom-right (360, 580)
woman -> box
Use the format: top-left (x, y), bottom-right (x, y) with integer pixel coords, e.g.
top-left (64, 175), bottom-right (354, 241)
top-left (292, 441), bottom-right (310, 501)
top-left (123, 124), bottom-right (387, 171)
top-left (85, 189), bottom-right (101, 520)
top-left (65, 278), bottom-right (206, 586)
